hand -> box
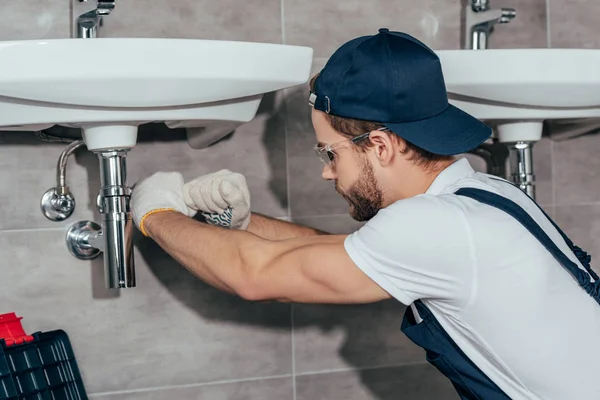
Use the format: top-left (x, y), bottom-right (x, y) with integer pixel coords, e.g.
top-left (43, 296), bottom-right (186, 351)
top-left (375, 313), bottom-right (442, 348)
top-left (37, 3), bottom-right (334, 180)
top-left (182, 169), bottom-right (251, 230)
top-left (130, 171), bottom-right (195, 236)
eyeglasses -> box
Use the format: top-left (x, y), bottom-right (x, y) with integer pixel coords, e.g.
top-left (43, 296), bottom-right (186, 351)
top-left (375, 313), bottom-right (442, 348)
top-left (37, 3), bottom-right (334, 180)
top-left (313, 127), bottom-right (389, 168)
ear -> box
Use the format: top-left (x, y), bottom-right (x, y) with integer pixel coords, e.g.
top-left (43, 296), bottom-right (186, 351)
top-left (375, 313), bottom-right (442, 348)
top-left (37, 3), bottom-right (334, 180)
top-left (367, 129), bottom-right (396, 167)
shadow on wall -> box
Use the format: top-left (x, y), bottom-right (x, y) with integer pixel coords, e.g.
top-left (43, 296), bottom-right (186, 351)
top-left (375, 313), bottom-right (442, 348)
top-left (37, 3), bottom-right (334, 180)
top-left (257, 90), bottom-right (289, 210)
top-left (136, 231), bottom-right (435, 400)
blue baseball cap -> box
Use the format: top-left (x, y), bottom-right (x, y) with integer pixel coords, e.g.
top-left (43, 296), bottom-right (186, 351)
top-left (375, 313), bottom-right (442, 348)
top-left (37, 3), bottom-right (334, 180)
top-left (309, 28), bottom-right (492, 156)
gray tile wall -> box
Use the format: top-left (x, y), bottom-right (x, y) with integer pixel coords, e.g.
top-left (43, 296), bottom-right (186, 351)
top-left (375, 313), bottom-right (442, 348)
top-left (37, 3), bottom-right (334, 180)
top-left (0, 0), bottom-right (596, 399)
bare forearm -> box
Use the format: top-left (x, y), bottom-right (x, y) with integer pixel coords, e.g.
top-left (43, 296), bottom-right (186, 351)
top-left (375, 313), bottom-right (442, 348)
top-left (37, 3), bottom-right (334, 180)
top-left (247, 213), bottom-right (329, 240)
top-left (143, 211), bottom-right (264, 297)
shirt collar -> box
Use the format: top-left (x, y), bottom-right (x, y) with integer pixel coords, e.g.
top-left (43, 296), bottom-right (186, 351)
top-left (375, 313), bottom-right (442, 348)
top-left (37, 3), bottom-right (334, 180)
top-left (426, 158), bottom-right (475, 196)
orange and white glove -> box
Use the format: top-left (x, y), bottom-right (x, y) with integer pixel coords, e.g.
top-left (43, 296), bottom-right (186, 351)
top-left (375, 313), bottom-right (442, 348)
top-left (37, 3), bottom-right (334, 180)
top-left (130, 172), bottom-right (195, 236)
top-left (182, 169), bottom-right (251, 230)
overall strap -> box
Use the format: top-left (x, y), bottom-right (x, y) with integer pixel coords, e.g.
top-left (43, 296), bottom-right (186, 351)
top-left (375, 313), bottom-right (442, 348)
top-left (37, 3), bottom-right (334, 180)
top-left (455, 187), bottom-right (600, 306)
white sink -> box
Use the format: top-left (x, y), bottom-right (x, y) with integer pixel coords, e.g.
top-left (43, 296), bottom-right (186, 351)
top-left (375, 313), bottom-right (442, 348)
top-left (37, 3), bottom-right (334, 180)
top-left (0, 38), bottom-right (313, 150)
top-left (437, 49), bottom-right (600, 142)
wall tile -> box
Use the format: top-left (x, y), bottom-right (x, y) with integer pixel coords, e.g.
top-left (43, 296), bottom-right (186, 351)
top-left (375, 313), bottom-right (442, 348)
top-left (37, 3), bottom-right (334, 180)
top-left (98, 0), bottom-right (282, 43)
top-left (286, 59), bottom-right (350, 217)
top-left (0, 0), bottom-right (68, 40)
top-left (553, 133), bottom-right (600, 204)
top-left (460, 153), bottom-right (489, 173)
top-left (89, 377), bottom-right (293, 399)
top-left (284, 0), bottom-right (461, 57)
top-left (533, 138), bottom-right (553, 206)
top-left (549, 0), bottom-right (600, 48)
top-left (489, 0), bottom-right (548, 49)
top-left (546, 205), bottom-right (555, 219)
top-left (0, 132), bottom-right (97, 230)
top-left (554, 204), bottom-right (600, 261)
top-left (0, 229), bottom-right (292, 393)
top-left (293, 301), bottom-right (425, 374)
top-left (296, 364), bottom-right (458, 400)
top-left (0, 92), bottom-right (287, 230)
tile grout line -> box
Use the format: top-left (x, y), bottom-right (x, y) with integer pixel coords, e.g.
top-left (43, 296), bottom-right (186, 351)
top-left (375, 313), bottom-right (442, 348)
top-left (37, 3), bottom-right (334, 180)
top-left (554, 201), bottom-right (600, 208)
top-left (281, 0), bottom-right (291, 224)
top-left (546, 0), bottom-right (552, 48)
top-left (550, 140), bottom-right (556, 207)
top-left (283, 89), bottom-right (292, 222)
top-left (281, 1), bottom-right (294, 396)
top-left (291, 304), bottom-right (297, 400)
top-left (0, 226), bottom-right (68, 234)
top-left (281, 0), bottom-right (286, 44)
top-left (294, 361), bottom-right (432, 377)
top-left (88, 374), bottom-right (295, 397)
top-left (285, 58), bottom-right (332, 224)
top-left (89, 362), bottom-right (432, 397)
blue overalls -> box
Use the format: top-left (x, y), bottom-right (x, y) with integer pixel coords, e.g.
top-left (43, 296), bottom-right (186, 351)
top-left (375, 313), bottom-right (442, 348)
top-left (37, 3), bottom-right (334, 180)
top-left (400, 187), bottom-right (600, 399)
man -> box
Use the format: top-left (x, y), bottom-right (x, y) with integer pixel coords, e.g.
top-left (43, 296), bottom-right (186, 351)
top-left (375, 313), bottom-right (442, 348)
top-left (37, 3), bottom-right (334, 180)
top-left (131, 29), bottom-right (600, 400)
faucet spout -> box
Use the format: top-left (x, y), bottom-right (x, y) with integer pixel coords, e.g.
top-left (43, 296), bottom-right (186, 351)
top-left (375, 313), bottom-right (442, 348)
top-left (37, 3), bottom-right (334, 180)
top-left (77, 10), bottom-right (101, 39)
top-left (96, 150), bottom-right (136, 288)
top-left (464, 0), bottom-right (516, 49)
top-left (75, 0), bottom-right (115, 38)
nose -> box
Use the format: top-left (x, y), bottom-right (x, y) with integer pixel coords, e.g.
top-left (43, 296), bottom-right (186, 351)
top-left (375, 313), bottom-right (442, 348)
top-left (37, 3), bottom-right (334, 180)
top-left (321, 164), bottom-right (335, 180)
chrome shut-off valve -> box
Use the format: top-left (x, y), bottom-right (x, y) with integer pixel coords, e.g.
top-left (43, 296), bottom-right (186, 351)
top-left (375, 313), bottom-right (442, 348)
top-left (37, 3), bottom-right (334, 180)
top-left (40, 140), bottom-right (86, 221)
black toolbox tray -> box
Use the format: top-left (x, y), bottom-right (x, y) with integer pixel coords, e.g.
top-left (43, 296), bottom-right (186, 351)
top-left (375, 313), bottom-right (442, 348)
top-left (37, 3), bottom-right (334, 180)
top-left (0, 313), bottom-right (88, 400)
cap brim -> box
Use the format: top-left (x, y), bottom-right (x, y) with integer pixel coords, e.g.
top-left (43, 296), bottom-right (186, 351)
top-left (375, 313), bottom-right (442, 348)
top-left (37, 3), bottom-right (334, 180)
top-left (383, 105), bottom-right (492, 156)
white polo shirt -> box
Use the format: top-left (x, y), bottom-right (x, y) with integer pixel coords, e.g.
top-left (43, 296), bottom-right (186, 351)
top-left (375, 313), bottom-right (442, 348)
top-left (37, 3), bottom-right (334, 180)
top-left (344, 158), bottom-right (600, 400)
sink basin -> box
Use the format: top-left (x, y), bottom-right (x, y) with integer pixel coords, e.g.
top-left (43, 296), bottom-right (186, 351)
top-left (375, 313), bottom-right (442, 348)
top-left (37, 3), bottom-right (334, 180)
top-left (437, 48), bottom-right (600, 120)
top-left (0, 38), bottom-right (313, 150)
top-left (436, 48), bottom-right (600, 142)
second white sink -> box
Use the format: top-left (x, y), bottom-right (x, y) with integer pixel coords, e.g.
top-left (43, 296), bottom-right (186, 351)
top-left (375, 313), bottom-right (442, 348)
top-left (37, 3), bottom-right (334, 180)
top-left (437, 48), bottom-right (600, 120)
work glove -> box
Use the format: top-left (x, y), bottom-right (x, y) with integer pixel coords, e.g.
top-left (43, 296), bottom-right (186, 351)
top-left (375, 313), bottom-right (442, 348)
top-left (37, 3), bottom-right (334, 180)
top-left (182, 169), bottom-right (251, 230)
top-left (130, 171), bottom-right (195, 236)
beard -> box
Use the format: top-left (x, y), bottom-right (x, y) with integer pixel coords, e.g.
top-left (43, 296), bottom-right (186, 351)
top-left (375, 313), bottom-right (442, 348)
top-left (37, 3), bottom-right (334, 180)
top-left (335, 157), bottom-right (384, 222)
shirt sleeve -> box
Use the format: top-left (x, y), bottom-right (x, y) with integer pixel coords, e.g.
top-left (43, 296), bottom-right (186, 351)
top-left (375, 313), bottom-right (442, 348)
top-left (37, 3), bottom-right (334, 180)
top-left (344, 194), bottom-right (475, 307)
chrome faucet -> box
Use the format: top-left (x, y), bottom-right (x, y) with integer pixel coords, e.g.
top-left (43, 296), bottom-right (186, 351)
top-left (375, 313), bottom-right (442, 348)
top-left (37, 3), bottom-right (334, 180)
top-left (75, 0), bottom-right (115, 38)
top-left (464, 0), bottom-right (516, 49)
